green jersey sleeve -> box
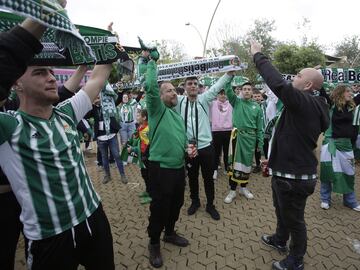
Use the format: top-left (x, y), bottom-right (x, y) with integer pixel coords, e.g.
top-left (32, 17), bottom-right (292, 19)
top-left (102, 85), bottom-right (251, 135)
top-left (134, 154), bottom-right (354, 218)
top-left (0, 112), bottom-right (18, 145)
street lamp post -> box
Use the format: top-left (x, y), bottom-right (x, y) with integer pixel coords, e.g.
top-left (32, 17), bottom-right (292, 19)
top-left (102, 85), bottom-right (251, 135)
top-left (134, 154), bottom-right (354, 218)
top-left (185, 22), bottom-right (205, 51)
top-left (203, 0), bottom-right (222, 57)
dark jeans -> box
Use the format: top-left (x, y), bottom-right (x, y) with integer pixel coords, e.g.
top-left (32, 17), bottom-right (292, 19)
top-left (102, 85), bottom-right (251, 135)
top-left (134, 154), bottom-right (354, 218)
top-left (263, 138), bottom-right (269, 159)
top-left (187, 145), bottom-right (215, 206)
top-left (0, 191), bottom-right (22, 270)
top-left (96, 146), bottom-right (114, 166)
top-left (26, 204), bottom-right (114, 270)
top-left (254, 141), bottom-right (261, 167)
top-left (212, 131), bottom-right (231, 171)
top-left (140, 168), bottom-right (150, 194)
top-left (147, 162), bottom-right (185, 244)
top-left (98, 136), bottom-right (124, 176)
top-left (271, 176), bottom-right (316, 261)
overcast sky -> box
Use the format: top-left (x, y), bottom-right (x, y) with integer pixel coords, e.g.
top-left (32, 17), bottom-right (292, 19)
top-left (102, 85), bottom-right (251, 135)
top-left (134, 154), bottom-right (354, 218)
top-left (67, 0), bottom-right (358, 58)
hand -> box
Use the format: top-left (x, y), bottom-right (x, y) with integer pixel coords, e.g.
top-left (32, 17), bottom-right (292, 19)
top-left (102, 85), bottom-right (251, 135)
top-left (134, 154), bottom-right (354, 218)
top-left (187, 144), bottom-right (198, 158)
top-left (57, 0), bottom-right (67, 8)
top-left (127, 146), bottom-right (132, 153)
top-left (250, 39), bottom-right (262, 56)
top-left (83, 133), bottom-right (89, 141)
top-left (226, 71), bottom-right (236, 76)
top-left (107, 22), bottom-right (114, 32)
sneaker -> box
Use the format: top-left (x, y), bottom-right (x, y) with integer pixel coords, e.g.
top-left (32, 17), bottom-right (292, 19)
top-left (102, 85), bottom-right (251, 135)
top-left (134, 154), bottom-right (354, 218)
top-left (213, 170), bottom-right (218, 180)
top-left (187, 201), bottom-right (200, 215)
top-left (163, 232), bottom-right (189, 247)
top-left (261, 234), bottom-right (288, 253)
top-left (224, 190), bottom-right (237, 204)
top-left (252, 165), bottom-right (261, 173)
top-left (206, 205), bottom-right (220, 220)
top-left (140, 196), bottom-right (152, 204)
top-left (320, 202), bottom-right (330, 210)
top-left (239, 187), bottom-right (254, 199)
top-left (272, 256), bottom-right (304, 270)
top-left (123, 161), bottom-right (128, 166)
top-left (353, 205), bottom-right (360, 212)
top-left (148, 243), bottom-right (163, 268)
top-left (102, 175), bottom-right (111, 184)
top-left (120, 174), bottom-right (128, 184)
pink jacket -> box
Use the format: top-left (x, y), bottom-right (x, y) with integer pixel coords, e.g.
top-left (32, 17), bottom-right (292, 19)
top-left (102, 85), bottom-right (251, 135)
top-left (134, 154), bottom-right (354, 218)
top-left (210, 100), bottom-right (233, 131)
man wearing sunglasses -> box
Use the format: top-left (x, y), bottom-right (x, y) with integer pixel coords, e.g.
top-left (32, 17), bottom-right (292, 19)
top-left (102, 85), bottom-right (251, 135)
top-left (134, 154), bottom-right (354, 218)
top-left (175, 73), bottom-right (234, 220)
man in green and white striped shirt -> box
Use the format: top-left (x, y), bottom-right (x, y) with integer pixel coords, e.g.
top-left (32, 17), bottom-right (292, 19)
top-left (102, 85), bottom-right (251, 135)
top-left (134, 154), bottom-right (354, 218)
top-left (0, 64), bottom-right (115, 269)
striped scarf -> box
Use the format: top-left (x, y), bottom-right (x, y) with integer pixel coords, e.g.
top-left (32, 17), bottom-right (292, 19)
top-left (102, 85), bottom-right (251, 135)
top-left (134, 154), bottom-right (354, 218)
top-left (0, 0), bottom-right (94, 62)
top-left (0, 10), bottom-right (136, 67)
top-left (100, 83), bottom-right (118, 135)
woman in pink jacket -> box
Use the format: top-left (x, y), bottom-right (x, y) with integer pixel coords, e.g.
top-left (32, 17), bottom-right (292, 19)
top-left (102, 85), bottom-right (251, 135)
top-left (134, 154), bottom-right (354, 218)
top-left (210, 89), bottom-right (233, 180)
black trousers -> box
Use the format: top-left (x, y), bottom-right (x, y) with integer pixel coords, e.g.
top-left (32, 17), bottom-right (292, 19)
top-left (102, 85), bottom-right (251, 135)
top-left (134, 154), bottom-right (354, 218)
top-left (187, 145), bottom-right (215, 206)
top-left (271, 176), bottom-right (316, 262)
top-left (229, 177), bottom-right (247, 190)
top-left (26, 204), bottom-right (114, 270)
top-left (0, 191), bottom-right (22, 270)
top-left (212, 131), bottom-right (231, 171)
top-left (254, 141), bottom-right (261, 167)
top-left (140, 168), bottom-right (150, 194)
top-left (147, 162), bottom-right (185, 244)
top-left (263, 138), bottom-right (269, 159)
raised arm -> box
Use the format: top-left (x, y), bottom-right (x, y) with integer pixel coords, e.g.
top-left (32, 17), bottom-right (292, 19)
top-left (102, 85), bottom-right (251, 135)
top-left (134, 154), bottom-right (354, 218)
top-left (200, 73), bottom-right (234, 103)
top-left (64, 65), bottom-right (88, 93)
top-left (145, 60), bottom-right (164, 116)
top-left (0, 19), bottom-right (45, 101)
top-left (251, 40), bottom-right (307, 111)
top-left (83, 64), bottom-right (112, 102)
top-left (224, 80), bottom-right (237, 107)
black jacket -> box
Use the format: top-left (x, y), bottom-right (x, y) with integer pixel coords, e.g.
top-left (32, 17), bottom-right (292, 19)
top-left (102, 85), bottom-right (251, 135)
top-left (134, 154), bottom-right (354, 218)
top-left (254, 53), bottom-right (330, 175)
top-left (0, 26), bottom-right (43, 101)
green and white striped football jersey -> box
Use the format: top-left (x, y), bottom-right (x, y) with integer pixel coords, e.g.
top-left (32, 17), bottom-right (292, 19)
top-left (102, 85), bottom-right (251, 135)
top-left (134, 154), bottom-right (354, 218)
top-left (0, 90), bottom-right (100, 240)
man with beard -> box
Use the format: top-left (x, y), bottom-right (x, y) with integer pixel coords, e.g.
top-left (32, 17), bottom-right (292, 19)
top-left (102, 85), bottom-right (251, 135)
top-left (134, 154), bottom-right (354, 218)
top-left (145, 58), bottom-right (195, 268)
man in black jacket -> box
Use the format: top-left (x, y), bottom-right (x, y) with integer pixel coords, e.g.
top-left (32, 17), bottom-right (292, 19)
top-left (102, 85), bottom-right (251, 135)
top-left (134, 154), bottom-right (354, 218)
top-left (250, 40), bottom-right (329, 270)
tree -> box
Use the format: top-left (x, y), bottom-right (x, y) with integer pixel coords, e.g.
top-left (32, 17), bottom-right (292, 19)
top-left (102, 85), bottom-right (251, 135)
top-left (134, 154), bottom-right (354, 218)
top-left (208, 18), bottom-right (278, 82)
top-left (273, 42), bottom-right (326, 74)
top-left (154, 39), bottom-right (187, 64)
top-left (335, 35), bottom-right (360, 67)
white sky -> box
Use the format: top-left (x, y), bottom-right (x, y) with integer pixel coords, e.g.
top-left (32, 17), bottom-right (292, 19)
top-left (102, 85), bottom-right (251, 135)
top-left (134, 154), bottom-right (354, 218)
top-left (67, 0), bottom-right (359, 58)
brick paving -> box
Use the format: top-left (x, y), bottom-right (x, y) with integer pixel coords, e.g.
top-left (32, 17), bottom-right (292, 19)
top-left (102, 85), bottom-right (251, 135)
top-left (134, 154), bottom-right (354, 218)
top-left (14, 149), bottom-right (360, 269)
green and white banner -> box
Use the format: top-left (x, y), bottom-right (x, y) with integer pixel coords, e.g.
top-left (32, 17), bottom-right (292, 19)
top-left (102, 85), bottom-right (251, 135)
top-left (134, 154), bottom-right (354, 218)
top-left (157, 55), bottom-right (247, 81)
top-left (321, 68), bottom-right (360, 84)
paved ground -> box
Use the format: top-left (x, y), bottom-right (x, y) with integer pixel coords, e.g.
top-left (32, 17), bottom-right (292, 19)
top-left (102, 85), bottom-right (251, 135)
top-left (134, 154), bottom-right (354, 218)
top-left (15, 149), bottom-right (360, 269)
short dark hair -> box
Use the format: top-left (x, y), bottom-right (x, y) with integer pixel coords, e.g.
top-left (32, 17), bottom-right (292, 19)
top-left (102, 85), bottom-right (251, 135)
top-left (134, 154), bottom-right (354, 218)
top-left (184, 77), bottom-right (198, 84)
top-left (176, 87), bottom-right (185, 95)
top-left (139, 108), bottom-right (148, 120)
top-left (252, 89), bottom-right (261, 95)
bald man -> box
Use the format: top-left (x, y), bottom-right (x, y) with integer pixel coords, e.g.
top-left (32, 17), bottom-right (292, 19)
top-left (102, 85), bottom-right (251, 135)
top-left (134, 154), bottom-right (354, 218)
top-left (250, 41), bottom-right (329, 270)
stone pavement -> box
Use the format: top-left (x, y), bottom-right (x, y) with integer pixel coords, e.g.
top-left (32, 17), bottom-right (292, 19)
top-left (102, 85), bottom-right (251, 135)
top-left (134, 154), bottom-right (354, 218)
top-left (15, 150), bottom-right (360, 269)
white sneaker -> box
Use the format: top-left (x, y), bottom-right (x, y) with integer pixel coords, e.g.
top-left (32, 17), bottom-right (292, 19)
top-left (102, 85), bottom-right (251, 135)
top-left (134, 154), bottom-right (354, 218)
top-left (123, 161), bottom-right (128, 166)
top-left (224, 190), bottom-right (237, 204)
top-left (353, 205), bottom-right (360, 212)
top-left (239, 188), bottom-right (254, 199)
top-left (213, 170), bottom-right (218, 180)
top-left (320, 202), bottom-right (330, 210)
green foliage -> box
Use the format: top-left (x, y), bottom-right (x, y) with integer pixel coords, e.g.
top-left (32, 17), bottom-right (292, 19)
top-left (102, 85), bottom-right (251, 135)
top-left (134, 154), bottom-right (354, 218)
top-left (208, 19), bottom-right (278, 82)
top-left (335, 35), bottom-right (360, 67)
top-left (153, 40), bottom-right (186, 64)
top-left (273, 43), bottom-right (326, 74)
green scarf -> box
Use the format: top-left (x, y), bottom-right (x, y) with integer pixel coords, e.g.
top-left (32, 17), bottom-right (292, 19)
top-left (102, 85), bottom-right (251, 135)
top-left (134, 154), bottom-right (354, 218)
top-left (0, 10), bottom-right (138, 68)
top-left (0, 0), bottom-right (95, 62)
top-left (100, 82), bottom-right (118, 135)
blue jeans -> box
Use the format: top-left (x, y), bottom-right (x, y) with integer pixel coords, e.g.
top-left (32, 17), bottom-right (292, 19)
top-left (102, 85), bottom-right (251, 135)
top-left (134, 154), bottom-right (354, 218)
top-left (320, 182), bottom-right (359, 208)
top-left (120, 121), bottom-right (136, 145)
top-left (98, 136), bottom-right (125, 176)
